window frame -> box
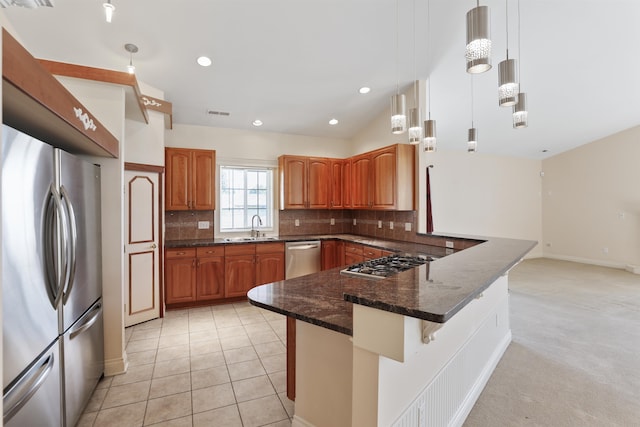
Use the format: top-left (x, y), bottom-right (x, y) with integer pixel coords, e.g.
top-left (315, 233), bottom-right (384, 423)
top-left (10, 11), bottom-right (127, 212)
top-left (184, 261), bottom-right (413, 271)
top-left (217, 163), bottom-right (276, 235)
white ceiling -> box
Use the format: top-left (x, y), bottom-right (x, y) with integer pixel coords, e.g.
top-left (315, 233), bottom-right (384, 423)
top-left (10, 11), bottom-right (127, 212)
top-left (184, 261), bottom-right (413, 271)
top-left (2, 0), bottom-right (639, 159)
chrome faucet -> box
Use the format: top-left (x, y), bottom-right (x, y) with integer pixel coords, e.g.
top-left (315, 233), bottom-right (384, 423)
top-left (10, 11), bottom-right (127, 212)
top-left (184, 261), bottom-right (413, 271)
top-left (250, 214), bottom-right (263, 238)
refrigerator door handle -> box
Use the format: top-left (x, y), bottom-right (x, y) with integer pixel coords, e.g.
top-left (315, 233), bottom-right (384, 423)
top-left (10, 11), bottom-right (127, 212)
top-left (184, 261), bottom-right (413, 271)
top-left (60, 185), bottom-right (78, 305)
top-left (44, 184), bottom-right (67, 308)
top-left (3, 352), bottom-right (55, 425)
top-left (69, 303), bottom-right (102, 340)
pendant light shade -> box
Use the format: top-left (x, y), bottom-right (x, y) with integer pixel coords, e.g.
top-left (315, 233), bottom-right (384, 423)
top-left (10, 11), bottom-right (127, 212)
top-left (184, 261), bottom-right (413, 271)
top-left (467, 127), bottom-right (478, 153)
top-left (423, 119), bottom-right (436, 152)
top-left (466, 5), bottom-right (492, 74)
top-left (498, 58), bottom-right (518, 106)
top-left (513, 92), bottom-right (528, 128)
top-left (408, 108), bottom-right (422, 144)
top-left (391, 93), bottom-right (407, 134)
top-left (125, 43), bottom-right (138, 74)
top-left (103, 1), bottom-right (115, 23)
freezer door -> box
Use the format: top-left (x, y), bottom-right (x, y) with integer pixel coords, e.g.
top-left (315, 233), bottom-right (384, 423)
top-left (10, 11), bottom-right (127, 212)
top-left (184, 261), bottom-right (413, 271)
top-left (3, 339), bottom-right (62, 427)
top-left (57, 149), bottom-right (102, 332)
top-left (1, 125), bottom-right (60, 388)
top-left (63, 299), bottom-right (104, 427)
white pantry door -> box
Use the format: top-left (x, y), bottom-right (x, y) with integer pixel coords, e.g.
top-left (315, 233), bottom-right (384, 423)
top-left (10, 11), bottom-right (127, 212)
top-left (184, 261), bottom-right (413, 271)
top-left (124, 169), bottom-right (160, 327)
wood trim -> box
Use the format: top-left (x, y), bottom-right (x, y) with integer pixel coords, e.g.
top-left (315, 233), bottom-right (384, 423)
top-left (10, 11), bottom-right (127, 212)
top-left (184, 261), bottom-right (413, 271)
top-left (2, 29), bottom-right (119, 158)
top-left (38, 59), bottom-right (149, 125)
top-left (125, 162), bottom-right (164, 173)
top-left (287, 316), bottom-right (296, 401)
top-left (140, 94), bottom-right (173, 129)
top-left (127, 175), bottom-right (155, 244)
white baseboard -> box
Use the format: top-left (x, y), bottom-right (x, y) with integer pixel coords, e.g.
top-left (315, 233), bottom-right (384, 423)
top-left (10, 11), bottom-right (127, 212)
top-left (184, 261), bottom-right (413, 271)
top-left (104, 352), bottom-right (128, 376)
top-left (625, 265), bottom-right (640, 275)
top-left (291, 415), bottom-right (315, 427)
top-left (543, 253), bottom-right (627, 270)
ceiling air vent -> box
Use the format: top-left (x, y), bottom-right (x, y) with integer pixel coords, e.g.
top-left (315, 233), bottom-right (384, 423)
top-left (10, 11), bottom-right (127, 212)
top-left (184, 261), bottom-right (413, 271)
top-left (207, 110), bottom-right (230, 116)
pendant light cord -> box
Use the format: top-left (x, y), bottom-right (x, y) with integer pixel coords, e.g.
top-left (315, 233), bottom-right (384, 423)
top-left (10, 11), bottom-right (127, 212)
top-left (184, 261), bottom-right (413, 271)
top-left (517, 0), bottom-right (522, 87)
top-left (427, 0), bottom-right (432, 119)
top-left (395, 0), bottom-right (399, 94)
top-left (470, 76), bottom-right (475, 127)
top-left (505, 0), bottom-right (510, 59)
top-left (413, 0), bottom-right (417, 105)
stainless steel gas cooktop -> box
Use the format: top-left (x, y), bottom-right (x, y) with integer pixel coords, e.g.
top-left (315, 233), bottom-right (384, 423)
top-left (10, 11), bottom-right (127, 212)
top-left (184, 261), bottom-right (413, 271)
top-left (340, 254), bottom-right (436, 279)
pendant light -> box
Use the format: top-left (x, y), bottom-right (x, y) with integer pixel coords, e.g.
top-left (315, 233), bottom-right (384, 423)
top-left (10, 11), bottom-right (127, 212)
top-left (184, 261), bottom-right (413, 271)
top-left (466, 0), bottom-right (492, 74)
top-left (125, 43), bottom-right (138, 74)
top-left (498, 0), bottom-right (518, 106)
top-left (103, 0), bottom-right (115, 23)
top-left (513, 0), bottom-right (528, 128)
top-left (468, 76), bottom-right (477, 153)
top-left (391, 0), bottom-right (407, 134)
top-left (408, 0), bottom-right (421, 144)
top-left (423, 0), bottom-right (436, 152)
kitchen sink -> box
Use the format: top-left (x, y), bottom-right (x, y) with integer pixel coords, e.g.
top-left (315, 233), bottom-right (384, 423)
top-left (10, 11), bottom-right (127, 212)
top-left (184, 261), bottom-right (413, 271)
top-left (223, 236), bottom-right (279, 242)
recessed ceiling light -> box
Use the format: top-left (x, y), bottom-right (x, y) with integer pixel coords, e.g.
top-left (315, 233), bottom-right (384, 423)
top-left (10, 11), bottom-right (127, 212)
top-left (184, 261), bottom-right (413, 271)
top-left (359, 87), bottom-right (371, 94)
top-left (542, 149), bottom-right (549, 153)
top-left (197, 56), bottom-right (212, 67)
top-left (252, 119), bottom-right (263, 127)
top-left (329, 118), bottom-right (339, 125)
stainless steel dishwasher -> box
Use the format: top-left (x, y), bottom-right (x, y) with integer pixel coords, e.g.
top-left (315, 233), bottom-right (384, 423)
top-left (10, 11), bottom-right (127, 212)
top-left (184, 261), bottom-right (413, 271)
top-left (285, 241), bottom-right (321, 279)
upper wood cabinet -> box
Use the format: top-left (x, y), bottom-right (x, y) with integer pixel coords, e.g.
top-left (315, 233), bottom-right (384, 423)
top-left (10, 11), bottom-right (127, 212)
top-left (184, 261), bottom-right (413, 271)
top-left (351, 144), bottom-right (415, 210)
top-left (330, 160), bottom-right (344, 209)
top-left (165, 148), bottom-right (215, 211)
top-left (279, 156), bottom-right (330, 209)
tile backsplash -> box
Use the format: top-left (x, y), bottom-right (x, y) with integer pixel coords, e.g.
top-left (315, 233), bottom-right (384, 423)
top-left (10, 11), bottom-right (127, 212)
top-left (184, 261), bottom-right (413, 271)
top-left (165, 210), bottom-right (214, 240)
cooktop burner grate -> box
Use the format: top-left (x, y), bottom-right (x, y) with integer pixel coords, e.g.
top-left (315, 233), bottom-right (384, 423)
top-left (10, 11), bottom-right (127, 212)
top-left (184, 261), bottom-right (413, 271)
top-left (340, 254), bottom-right (435, 279)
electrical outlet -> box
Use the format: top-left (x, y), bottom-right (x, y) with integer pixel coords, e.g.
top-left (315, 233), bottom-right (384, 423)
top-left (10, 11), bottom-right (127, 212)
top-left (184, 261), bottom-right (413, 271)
top-left (353, 218), bottom-right (357, 225)
top-left (198, 221), bottom-right (210, 229)
top-left (618, 212), bottom-right (626, 220)
top-left (445, 240), bottom-right (454, 248)
top-left (378, 220), bottom-right (382, 229)
top-left (330, 218), bottom-right (335, 225)
top-left (404, 222), bottom-right (411, 232)
top-left (603, 247), bottom-right (609, 254)
top-left (294, 219), bottom-right (300, 227)
top-left (389, 221), bottom-right (394, 230)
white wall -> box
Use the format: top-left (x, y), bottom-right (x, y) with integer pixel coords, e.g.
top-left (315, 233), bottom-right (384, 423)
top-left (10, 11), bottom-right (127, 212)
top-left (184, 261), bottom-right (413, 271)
top-left (351, 83), bottom-right (543, 256)
top-left (542, 125), bottom-right (640, 270)
top-left (57, 77), bottom-right (128, 376)
top-left (165, 123), bottom-right (352, 160)
top-left (125, 82), bottom-right (165, 166)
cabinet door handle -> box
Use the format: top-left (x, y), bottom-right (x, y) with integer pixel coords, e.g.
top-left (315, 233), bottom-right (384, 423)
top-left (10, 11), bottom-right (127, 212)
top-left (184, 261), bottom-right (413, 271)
top-left (177, 251), bottom-right (185, 255)
top-left (196, 259), bottom-right (200, 267)
top-left (150, 243), bottom-right (157, 249)
top-left (192, 259), bottom-right (196, 268)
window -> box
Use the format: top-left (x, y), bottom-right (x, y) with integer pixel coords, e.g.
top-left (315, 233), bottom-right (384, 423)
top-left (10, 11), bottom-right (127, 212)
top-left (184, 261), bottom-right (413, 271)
top-left (219, 166), bottom-right (273, 231)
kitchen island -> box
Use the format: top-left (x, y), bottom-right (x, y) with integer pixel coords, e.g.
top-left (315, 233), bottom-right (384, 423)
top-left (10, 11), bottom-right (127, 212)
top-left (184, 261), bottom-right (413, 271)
top-left (248, 235), bottom-right (536, 427)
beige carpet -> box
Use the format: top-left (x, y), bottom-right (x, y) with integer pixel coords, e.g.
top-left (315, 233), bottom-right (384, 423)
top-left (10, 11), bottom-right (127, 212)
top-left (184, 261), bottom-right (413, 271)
top-left (464, 258), bottom-right (640, 427)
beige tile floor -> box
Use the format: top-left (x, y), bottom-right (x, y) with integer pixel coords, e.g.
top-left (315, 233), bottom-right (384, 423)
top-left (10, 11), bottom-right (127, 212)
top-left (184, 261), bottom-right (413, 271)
top-left (78, 302), bottom-right (294, 427)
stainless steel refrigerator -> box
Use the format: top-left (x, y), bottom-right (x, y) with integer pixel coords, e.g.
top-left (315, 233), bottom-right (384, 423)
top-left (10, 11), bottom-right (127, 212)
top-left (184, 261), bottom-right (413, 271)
top-left (2, 124), bottom-right (104, 427)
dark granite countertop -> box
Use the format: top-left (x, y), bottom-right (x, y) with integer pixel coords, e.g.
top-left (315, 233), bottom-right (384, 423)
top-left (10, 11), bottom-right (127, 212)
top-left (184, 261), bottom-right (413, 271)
top-left (247, 235), bottom-right (537, 335)
top-left (165, 234), bottom-right (451, 257)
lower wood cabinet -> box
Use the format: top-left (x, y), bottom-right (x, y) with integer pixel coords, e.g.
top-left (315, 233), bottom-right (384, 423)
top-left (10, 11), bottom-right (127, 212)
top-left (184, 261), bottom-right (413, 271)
top-left (165, 248), bottom-right (197, 304)
top-left (225, 243), bottom-right (285, 297)
top-left (321, 240), bottom-right (338, 270)
top-left (165, 246), bottom-right (225, 305)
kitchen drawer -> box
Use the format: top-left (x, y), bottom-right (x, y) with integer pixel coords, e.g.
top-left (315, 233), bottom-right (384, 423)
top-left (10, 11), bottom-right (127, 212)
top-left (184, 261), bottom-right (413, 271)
top-left (225, 243), bottom-right (256, 256)
top-left (196, 246), bottom-right (225, 257)
top-left (166, 248), bottom-right (196, 259)
top-left (256, 242), bottom-right (285, 254)
top-left (344, 243), bottom-right (363, 255)
top-left (363, 247), bottom-right (382, 259)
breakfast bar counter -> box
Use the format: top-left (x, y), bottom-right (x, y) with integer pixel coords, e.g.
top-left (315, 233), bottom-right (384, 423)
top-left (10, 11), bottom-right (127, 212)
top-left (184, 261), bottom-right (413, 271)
top-left (247, 234), bottom-right (536, 427)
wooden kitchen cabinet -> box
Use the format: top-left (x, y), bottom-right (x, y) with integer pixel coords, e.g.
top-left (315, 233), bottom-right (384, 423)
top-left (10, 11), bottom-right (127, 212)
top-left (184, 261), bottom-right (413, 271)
top-left (256, 242), bottom-right (285, 285)
top-left (196, 247), bottom-right (225, 301)
top-left (165, 148), bottom-right (215, 211)
top-left (321, 240), bottom-right (339, 270)
top-left (226, 242), bottom-right (285, 297)
top-left (344, 242), bottom-right (364, 265)
top-left (330, 160), bottom-right (344, 209)
top-left (349, 144), bottom-right (415, 210)
top-left (166, 247), bottom-right (225, 305)
top-left (278, 155), bottom-right (331, 209)
top-left (342, 159), bottom-right (352, 209)
top-left (165, 248), bottom-right (197, 304)
top-left (225, 244), bottom-right (256, 298)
